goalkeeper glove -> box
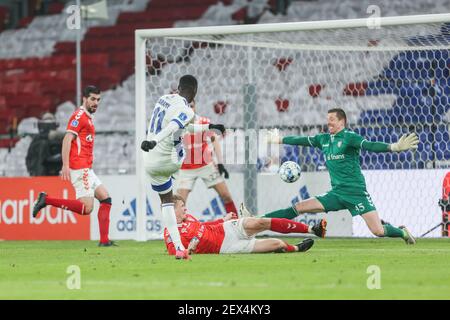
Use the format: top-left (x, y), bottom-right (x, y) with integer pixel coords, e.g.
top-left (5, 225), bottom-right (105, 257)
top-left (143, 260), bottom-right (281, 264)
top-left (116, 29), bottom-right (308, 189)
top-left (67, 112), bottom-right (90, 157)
top-left (141, 140), bottom-right (157, 152)
top-left (390, 133), bottom-right (419, 152)
top-left (267, 128), bottom-right (282, 144)
top-left (217, 163), bottom-right (229, 179)
top-left (209, 123), bottom-right (226, 135)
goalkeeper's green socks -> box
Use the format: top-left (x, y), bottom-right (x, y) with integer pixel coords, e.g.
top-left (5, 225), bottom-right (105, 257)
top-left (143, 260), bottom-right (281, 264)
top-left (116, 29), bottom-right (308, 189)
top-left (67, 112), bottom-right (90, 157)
top-left (261, 206), bottom-right (298, 219)
top-left (383, 224), bottom-right (406, 238)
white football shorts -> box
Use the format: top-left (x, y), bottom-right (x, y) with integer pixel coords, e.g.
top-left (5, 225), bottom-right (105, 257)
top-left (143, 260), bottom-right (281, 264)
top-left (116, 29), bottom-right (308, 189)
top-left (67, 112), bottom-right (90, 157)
top-left (219, 218), bottom-right (256, 254)
top-left (70, 168), bottom-right (102, 199)
top-left (144, 157), bottom-right (181, 195)
top-left (177, 162), bottom-right (224, 190)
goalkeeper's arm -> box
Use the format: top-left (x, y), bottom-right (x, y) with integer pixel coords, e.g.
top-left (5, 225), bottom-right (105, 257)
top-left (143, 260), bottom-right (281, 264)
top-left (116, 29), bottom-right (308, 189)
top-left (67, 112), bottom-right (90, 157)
top-left (361, 133), bottom-right (419, 153)
top-left (267, 128), bottom-right (316, 147)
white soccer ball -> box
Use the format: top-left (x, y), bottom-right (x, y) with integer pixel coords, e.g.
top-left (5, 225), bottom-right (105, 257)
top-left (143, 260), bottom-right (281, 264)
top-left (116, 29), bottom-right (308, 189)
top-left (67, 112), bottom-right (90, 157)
top-left (278, 161), bottom-right (301, 183)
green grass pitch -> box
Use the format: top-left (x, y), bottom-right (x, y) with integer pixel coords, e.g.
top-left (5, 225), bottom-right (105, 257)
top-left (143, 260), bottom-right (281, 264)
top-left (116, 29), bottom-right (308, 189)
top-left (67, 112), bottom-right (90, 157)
top-left (1, 238), bottom-right (449, 299)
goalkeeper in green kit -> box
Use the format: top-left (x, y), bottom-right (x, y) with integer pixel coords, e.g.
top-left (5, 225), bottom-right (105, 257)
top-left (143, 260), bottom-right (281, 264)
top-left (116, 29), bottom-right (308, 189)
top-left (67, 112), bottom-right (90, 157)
top-left (240, 108), bottom-right (419, 244)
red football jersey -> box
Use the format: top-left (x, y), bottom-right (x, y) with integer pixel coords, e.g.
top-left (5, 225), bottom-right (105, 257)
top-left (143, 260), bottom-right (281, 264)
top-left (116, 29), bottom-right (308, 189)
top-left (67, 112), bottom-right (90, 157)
top-left (164, 214), bottom-right (225, 254)
top-left (181, 116), bottom-right (215, 170)
top-left (66, 107), bottom-right (95, 169)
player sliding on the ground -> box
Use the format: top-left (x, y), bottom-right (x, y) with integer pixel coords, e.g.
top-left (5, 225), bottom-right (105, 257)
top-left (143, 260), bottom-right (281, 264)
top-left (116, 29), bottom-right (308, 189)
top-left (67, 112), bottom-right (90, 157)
top-left (164, 195), bottom-right (326, 255)
top-left (241, 108), bottom-right (418, 244)
top-left (141, 75), bottom-right (226, 260)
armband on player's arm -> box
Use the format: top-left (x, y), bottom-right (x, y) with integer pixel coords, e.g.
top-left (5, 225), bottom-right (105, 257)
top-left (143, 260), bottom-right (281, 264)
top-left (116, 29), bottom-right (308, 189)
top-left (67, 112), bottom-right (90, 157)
top-left (389, 133), bottom-right (419, 152)
top-left (141, 121), bottom-right (180, 152)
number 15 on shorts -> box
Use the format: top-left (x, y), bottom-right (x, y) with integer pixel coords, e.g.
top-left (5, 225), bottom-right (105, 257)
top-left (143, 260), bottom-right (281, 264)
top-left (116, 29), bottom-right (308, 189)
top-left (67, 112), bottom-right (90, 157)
top-left (355, 203), bottom-right (365, 212)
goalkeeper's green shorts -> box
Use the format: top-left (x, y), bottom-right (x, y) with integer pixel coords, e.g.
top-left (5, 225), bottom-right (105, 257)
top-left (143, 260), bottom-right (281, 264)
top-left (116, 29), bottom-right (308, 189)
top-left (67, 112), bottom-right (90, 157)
top-left (315, 189), bottom-right (377, 217)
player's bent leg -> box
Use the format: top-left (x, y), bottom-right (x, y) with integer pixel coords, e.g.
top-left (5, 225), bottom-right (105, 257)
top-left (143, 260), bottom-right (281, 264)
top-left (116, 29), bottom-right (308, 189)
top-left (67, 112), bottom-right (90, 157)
top-left (252, 239), bottom-right (286, 253)
top-left (257, 197), bottom-right (324, 220)
top-left (78, 197), bottom-right (95, 215)
top-left (159, 189), bottom-right (190, 258)
top-left (294, 197), bottom-right (326, 214)
top-left (243, 217), bottom-right (311, 237)
top-left (212, 182), bottom-right (237, 213)
top-left (94, 184), bottom-right (109, 201)
top-left (360, 211), bottom-right (384, 237)
top-left (252, 238), bottom-right (314, 253)
top-left (361, 211), bottom-right (415, 244)
top-left (242, 217), bottom-right (271, 237)
top-left (94, 185), bottom-right (114, 246)
top-left (34, 192), bottom-right (88, 217)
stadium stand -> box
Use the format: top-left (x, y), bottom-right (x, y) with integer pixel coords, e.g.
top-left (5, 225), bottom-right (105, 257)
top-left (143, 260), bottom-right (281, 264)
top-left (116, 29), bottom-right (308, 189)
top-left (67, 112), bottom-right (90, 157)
top-left (0, 0), bottom-right (449, 176)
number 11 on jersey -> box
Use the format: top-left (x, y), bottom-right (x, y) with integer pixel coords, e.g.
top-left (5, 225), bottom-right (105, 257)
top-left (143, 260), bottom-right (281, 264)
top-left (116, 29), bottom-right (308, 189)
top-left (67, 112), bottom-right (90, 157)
top-left (149, 107), bottom-right (166, 134)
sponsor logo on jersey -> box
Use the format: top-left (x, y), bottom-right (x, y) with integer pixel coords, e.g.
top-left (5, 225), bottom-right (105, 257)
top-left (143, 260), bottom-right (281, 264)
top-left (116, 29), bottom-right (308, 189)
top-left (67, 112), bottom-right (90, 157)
top-left (71, 120), bottom-right (79, 127)
top-left (75, 109), bottom-right (84, 120)
top-left (337, 141), bottom-right (342, 148)
top-left (327, 154), bottom-right (345, 161)
top-left (86, 134), bottom-right (93, 142)
top-left (178, 112), bottom-right (188, 121)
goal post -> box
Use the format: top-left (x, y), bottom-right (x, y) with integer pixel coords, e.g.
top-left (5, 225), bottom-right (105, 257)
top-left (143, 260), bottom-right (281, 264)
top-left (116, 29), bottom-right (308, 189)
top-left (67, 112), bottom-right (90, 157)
top-left (135, 13), bottom-right (450, 241)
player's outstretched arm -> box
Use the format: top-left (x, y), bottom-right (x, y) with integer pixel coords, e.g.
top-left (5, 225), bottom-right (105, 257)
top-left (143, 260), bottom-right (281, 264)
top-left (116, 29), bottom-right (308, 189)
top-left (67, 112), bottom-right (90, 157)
top-left (389, 133), bottom-right (419, 152)
top-left (267, 128), bottom-right (283, 144)
top-left (267, 128), bottom-right (319, 147)
top-left (186, 123), bottom-right (226, 135)
top-left (141, 121), bottom-right (180, 152)
top-left (358, 133), bottom-right (418, 153)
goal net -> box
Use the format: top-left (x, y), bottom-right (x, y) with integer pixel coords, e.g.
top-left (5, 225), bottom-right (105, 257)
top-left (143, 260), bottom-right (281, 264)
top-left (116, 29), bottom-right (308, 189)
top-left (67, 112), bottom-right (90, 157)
top-left (135, 14), bottom-right (450, 240)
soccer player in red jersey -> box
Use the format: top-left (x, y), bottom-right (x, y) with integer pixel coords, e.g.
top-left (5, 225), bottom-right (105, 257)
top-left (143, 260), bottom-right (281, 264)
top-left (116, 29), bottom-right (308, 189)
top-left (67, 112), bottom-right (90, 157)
top-left (163, 195), bottom-right (326, 255)
top-left (177, 100), bottom-right (237, 213)
top-left (32, 86), bottom-right (115, 246)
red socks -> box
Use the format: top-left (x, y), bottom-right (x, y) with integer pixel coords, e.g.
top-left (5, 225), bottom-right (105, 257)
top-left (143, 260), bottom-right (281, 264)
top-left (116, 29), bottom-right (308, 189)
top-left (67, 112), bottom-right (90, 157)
top-left (283, 242), bottom-right (297, 252)
top-left (270, 218), bottom-right (309, 234)
top-left (45, 196), bottom-right (111, 243)
top-left (224, 201), bottom-right (237, 214)
top-left (45, 196), bottom-right (85, 215)
top-left (98, 202), bottom-right (111, 243)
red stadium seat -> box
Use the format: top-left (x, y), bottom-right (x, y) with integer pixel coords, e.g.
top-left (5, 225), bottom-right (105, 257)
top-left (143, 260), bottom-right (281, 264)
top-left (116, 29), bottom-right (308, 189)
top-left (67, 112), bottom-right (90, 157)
top-left (53, 55), bottom-right (75, 69)
top-left (0, 6), bottom-right (9, 31)
top-left (48, 2), bottom-right (65, 14)
top-left (0, 0), bottom-right (222, 137)
top-left (82, 53), bottom-right (109, 67)
top-left (17, 16), bottom-right (34, 28)
top-left (54, 42), bottom-right (76, 54)
top-left (343, 82), bottom-right (368, 96)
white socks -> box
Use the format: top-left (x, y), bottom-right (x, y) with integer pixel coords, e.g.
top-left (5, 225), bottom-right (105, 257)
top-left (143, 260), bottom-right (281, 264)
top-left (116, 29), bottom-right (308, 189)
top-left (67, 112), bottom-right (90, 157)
top-left (161, 203), bottom-right (185, 251)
